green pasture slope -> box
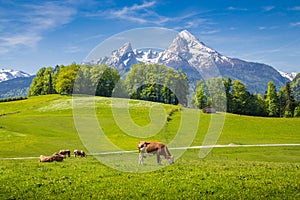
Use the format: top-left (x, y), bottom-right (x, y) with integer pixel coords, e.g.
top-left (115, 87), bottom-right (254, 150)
top-left (0, 95), bottom-right (299, 199)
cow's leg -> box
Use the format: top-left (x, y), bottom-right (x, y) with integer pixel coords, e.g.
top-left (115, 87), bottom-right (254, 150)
top-left (156, 153), bottom-right (161, 165)
top-left (138, 153), bottom-right (144, 165)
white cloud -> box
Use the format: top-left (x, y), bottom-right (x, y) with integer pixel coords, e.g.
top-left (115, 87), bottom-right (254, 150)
top-left (288, 6), bottom-right (300, 11)
top-left (0, 1), bottom-right (77, 54)
top-left (64, 46), bottom-right (83, 53)
top-left (227, 6), bottom-right (248, 11)
top-left (200, 30), bottom-right (220, 35)
top-left (290, 22), bottom-right (300, 27)
top-left (92, 1), bottom-right (206, 29)
top-left (0, 34), bottom-right (42, 47)
top-left (263, 6), bottom-right (275, 12)
top-left (100, 1), bottom-right (157, 24)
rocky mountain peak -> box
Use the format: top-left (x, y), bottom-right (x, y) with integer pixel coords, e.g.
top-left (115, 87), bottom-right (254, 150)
top-left (111, 42), bottom-right (133, 58)
top-left (87, 30), bottom-right (290, 94)
top-left (0, 69), bottom-right (31, 82)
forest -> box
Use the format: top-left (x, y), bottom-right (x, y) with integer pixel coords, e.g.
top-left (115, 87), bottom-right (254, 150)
top-left (28, 63), bottom-right (300, 117)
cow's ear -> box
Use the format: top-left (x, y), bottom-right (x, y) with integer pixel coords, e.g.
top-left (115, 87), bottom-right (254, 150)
top-left (145, 142), bottom-right (150, 146)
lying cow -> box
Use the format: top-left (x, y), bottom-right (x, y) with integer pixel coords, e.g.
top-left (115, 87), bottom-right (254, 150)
top-left (138, 141), bottom-right (174, 165)
top-left (74, 150), bottom-right (87, 158)
top-left (59, 149), bottom-right (71, 157)
top-left (39, 154), bottom-right (65, 162)
top-left (53, 153), bottom-right (65, 162)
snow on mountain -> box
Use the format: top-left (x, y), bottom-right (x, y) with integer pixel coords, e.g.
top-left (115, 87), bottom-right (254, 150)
top-left (278, 70), bottom-right (297, 81)
top-left (158, 30), bottom-right (289, 93)
top-left (0, 69), bottom-right (31, 82)
top-left (158, 29), bottom-right (234, 80)
top-left (134, 49), bottom-right (162, 64)
top-left (88, 29), bottom-right (290, 94)
top-left (90, 42), bottom-right (164, 74)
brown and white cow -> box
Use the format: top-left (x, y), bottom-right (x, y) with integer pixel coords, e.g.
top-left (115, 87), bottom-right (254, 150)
top-left (74, 150), bottom-right (87, 158)
top-left (39, 155), bottom-right (56, 162)
top-left (53, 153), bottom-right (65, 162)
top-left (59, 150), bottom-right (71, 157)
top-left (138, 141), bottom-right (174, 165)
top-left (39, 154), bottom-right (65, 162)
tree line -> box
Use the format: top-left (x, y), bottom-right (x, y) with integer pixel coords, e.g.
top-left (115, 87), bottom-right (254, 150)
top-left (29, 62), bottom-right (299, 117)
top-left (193, 77), bottom-right (300, 117)
top-left (28, 63), bottom-right (189, 106)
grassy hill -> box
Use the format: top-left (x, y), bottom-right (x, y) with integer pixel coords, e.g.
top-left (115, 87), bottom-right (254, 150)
top-left (0, 95), bottom-right (299, 199)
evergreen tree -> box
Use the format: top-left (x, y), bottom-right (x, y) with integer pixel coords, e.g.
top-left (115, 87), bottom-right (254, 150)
top-left (231, 80), bottom-right (250, 114)
top-left (95, 67), bottom-right (120, 97)
top-left (284, 82), bottom-right (296, 117)
top-left (265, 82), bottom-right (279, 117)
top-left (278, 87), bottom-right (287, 117)
top-left (193, 80), bottom-right (208, 109)
top-left (223, 77), bottom-right (233, 113)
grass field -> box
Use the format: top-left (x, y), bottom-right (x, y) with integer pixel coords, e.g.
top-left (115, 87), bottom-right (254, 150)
top-left (0, 95), bottom-right (299, 199)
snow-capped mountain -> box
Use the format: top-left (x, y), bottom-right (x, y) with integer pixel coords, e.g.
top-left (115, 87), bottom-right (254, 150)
top-left (134, 49), bottom-right (162, 64)
top-left (88, 30), bottom-right (290, 94)
top-left (89, 42), bottom-right (164, 75)
top-left (278, 71), bottom-right (297, 81)
top-left (0, 69), bottom-right (31, 82)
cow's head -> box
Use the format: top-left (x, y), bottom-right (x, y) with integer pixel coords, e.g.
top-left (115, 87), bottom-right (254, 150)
top-left (138, 141), bottom-right (150, 153)
top-left (168, 155), bottom-right (175, 164)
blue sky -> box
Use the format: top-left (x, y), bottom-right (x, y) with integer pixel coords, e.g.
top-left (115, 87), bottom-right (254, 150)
top-left (0, 0), bottom-right (299, 74)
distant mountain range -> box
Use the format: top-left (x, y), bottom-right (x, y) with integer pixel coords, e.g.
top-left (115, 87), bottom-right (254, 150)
top-left (278, 71), bottom-right (297, 81)
top-left (0, 69), bottom-right (34, 98)
top-left (0, 69), bottom-right (31, 82)
top-left (0, 30), bottom-right (298, 98)
top-left (88, 30), bottom-right (294, 94)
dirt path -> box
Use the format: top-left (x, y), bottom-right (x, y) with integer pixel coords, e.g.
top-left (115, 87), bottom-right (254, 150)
top-left (1, 143), bottom-right (299, 160)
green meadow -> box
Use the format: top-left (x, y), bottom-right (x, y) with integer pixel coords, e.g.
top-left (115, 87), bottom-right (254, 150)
top-left (0, 95), bottom-right (299, 199)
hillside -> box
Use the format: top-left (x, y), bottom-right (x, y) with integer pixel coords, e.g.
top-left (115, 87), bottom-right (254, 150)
top-left (0, 95), bottom-right (299, 199)
top-left (0, 94), bottom-right (299, 158)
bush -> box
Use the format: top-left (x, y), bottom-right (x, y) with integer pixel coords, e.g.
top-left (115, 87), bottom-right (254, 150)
top-left (0, 96), bottom-right (27, 103)
top-left (294, 105), bottom-right (300, 117)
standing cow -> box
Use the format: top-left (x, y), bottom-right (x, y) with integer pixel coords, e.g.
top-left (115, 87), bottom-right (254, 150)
top-left (59, 150), bottom-right (71, 157)
top-left (138, 141), bottom-right (174, 165)
top-left (74, 150), bottom-right (87, 157)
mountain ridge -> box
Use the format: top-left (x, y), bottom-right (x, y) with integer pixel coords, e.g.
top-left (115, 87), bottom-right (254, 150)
top-left (0, 75), bottom-right (35, 98)
top-left (0, 69), bottom-right (31, 82)
top-left (88, 30), bottom-right (291, 94)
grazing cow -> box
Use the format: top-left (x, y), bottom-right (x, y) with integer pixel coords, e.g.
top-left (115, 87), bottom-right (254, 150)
top-left (138, 141), bottom-right (174, 165)
top-left (74, 150), bottom-right (87, 158)
top-left (59, 150), bottom-right (71, 157)
top-left (39, 154), bottom-right (65, 162)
